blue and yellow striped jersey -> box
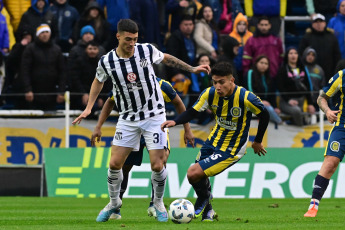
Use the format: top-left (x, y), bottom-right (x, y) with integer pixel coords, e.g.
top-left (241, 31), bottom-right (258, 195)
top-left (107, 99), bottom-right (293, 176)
top-left (110, 77), bottom-right (177, 104)
top-left (323, 70), bottom-right (345, 126)
top-left (193, 85), bottom-right (265, 155)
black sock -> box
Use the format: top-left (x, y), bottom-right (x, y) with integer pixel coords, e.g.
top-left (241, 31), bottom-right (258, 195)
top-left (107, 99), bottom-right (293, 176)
top-left (120, 170), bottom-right (129, 200)
top-left (191, 177), bottom-right (211, 199)
top-left (312, 174), bottom-right (330, 201)
top-left (150, 182), bottom-right (154, 205)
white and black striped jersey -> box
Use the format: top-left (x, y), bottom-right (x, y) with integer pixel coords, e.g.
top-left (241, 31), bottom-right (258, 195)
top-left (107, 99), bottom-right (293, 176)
top-left (96, 43), bottom-right (166, 121)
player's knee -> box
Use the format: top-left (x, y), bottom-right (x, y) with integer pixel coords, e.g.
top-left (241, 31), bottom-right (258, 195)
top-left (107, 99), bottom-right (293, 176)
top-left (151, 161), bottom-right (163, 172)
top-left (187, 168), bottom-right (200, 184)
top-left (109, 161), bottom-right (122, 170)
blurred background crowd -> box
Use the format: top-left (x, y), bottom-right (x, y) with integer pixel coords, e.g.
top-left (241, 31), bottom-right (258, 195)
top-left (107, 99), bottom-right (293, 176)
top-left (0, 0), bottom-right (343, 127)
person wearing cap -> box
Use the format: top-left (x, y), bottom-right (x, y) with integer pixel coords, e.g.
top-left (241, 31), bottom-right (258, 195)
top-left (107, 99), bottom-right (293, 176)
top-left (298, 13), bottom-right (341, 81)
top-left (20, 24), bottom-right (66, 110)
top-left (68, 25), bottom-right (106, 84)
top-left (16, 0), bottom-right (58, 43)
top-left (327, 0), bottom-right (345, 58)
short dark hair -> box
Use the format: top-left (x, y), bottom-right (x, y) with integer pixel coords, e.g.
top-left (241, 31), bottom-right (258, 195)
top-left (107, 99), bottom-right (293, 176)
top-left (85, 40), bottom-right (99, 48)
top-left (258, 16), bottom-right (270, 24)
top-left (117, 19), bottom-right (139, 34)
top-left (180, 15), bottom-right (194, 23)
top-left (211, 62), bottom-right (233, 77)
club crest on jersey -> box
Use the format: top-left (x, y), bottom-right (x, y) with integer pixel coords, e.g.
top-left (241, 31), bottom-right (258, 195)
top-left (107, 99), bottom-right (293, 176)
top-left (331, 141), bottom-right (340, 152)
top-left (127, 72), bottom-right (137, 82)
top-left (140, 58), bottom-right (148, 68)
top-left (230, 107), bottom-right (241, 117)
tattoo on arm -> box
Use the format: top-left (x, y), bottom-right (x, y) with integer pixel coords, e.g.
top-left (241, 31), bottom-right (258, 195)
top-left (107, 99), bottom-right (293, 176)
top-left (163, 54), bottom-right (194, 72)
top-left (317, 92), bottom-right (330, 114)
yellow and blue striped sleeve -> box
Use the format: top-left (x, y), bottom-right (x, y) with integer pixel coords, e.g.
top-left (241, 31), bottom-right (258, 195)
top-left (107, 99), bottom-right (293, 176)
top-left (245, 91), bottom-right (265, 115)
top-left (323, 71), bottom-right (343, 98)
top-left (158, 78), bottom-right (177, 103)
top-left (193, 88), bottom-right (211, 112)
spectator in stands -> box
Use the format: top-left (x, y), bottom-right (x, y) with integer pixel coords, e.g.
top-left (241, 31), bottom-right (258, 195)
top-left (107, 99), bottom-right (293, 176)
top-left (21, 24), bottom-right (65, 110)
top-left (189, 53), bottom-right (212, 107)
top-left (245, 55), bottom-right (282, 125)
top-left (277, 47), bottom-right (315, 126)
top-left (166, 15), bottom-right (196, 106)
top-left (68, 25), bottom-right (106, 81)
top-left (299, 13), bottom-right (341, 81)
top-left (302, 47), bottom-right (326, 109)
top-left (0, 0), bottom-right (9, 55)
top-left (194, 5), bottom-right (220, 60)
top-left (242, 16), bottom-right (284, 82)
top-left (327, 0), bottom-right (345, 58)
top-left (129, 0), bottom-right (161, 48)
top-left (69, 40), bottom-right (110, 110)
top-left (50, 0), bottom-right (79, 53)
top-left (244, 0), bottom-right (287, 36)
top-left (166, 0), bottom-right (198, 36)
top-left (96, 0), bottom-right (129, 49)
top-left (217, 0), bottom-right (244, 34)
top-left (2, 29), bottom-right (32, 108)
top-left (218, 36), bottom-right (240, 83)
top-left (230, 12), bottom-right (253, 83)
top-left (306, 0), bottom-right (338, 22)
top-left (73, 1), bottom-right (112, 51)
top-left (3, 0), bottom-right (31, 32)
top-left (16, 0), bottom-right (58, 43)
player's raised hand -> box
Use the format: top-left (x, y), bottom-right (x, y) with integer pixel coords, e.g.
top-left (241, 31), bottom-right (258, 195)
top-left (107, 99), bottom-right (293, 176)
top-left (161, 120), bottom-right (176, 131)
top-left (252, 141), bottom-right (267, 156)
top-left (192, 65), bottom-right (211, 74)
top-left (91, 127), bottom-right (102, 146)
top-left (326, 110), bottom-right (340, 124)
top-left (184, 129), bottom-right (195, 148)
top-left (72, 109), bottom-right (91, 125)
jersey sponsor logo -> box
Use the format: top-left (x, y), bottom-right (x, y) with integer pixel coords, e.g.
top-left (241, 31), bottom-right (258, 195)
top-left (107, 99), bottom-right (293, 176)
top-left (127, 72), bottom-right (137, 82)
top-left (127, 82), bottom-right (143, 92)
top-left (216, 117), bottom-right (237, 130)
top-left (230, 107), bottom-right (241, 117)
top-left (139, 58), bottom-right (148, 68)
top-left (330, 141), bottom-right (340, 152)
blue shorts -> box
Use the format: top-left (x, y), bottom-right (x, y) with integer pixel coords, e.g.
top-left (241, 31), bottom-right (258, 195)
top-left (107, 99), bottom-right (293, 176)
top-left (325, 126), bottom-right (345, 161)
top-left (124, 133), bottom-right (170, 166)
top-left (197, 140), bottom-right (245, 177)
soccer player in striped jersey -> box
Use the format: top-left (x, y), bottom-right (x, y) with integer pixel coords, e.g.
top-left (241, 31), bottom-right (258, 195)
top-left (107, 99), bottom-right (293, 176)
top-left (72, 19), bottom-right (209, 222)
top-left (161, 62), bottom-right (270, 221)
top-left (90, 77), bottom-right (195, 220)
top-left (304, 70), bottom-right (343, 217)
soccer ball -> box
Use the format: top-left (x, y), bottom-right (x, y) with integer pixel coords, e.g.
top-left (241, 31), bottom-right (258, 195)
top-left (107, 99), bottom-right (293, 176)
top-left (168, 199), bottom-right (195, 224)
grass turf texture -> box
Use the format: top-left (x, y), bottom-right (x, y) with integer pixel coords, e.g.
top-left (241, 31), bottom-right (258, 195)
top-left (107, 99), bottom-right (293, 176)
top-left (0, 197), bottom-right (344, 229)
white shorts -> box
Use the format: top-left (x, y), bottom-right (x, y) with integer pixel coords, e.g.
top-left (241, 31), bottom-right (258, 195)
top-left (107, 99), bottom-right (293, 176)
top-left (113, 114), bottom-right (167, 151)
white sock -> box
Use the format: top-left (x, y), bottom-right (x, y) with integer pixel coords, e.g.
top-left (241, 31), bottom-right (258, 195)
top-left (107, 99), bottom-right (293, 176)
top-left (308, 199), bottom-right (319, 210)
top-left (107, 169), bottom-right (123, 207)
top-left (151, 167), bottom-right (167, 210)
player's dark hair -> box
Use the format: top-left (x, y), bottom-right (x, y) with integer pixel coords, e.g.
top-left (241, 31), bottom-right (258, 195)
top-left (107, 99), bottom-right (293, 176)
top-left (117, 19), bottom-right (139, 34)
top-left (211, 62), bottom-right (233, 78)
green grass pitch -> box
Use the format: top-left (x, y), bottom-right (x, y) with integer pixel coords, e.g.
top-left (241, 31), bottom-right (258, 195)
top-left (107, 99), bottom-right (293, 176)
top-left (0, 197), bottom-right (344, 229)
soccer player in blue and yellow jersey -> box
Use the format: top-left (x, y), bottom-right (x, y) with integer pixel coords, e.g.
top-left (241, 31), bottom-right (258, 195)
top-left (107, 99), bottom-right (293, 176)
top-left (91, 77), bottom-right (195, 220)
top-left (304, 70), bottom-right (344, 218)
top-left (161, 62), bottom-right (270, 221)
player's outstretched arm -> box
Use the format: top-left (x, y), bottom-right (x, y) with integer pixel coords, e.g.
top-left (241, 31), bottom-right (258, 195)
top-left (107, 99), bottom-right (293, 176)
top-left (171, 94), bottom-right (195, 147)
top-left (72, 78), bottom-right (104, 125)
top-left (252, 108), bottom-right (270, 156)
top-left (161, 120), bottom-right (176, 131)
top-left (162, 53), bottom-right (210, 74)
top-left (91, 98), bottom-right (115, 146)
top-left (317, 93), bottom-right (340, 124)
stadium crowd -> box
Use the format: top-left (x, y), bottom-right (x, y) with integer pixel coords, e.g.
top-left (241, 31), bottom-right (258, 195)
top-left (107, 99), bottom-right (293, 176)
top-left (0, 0), bottom-right (343, 126)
